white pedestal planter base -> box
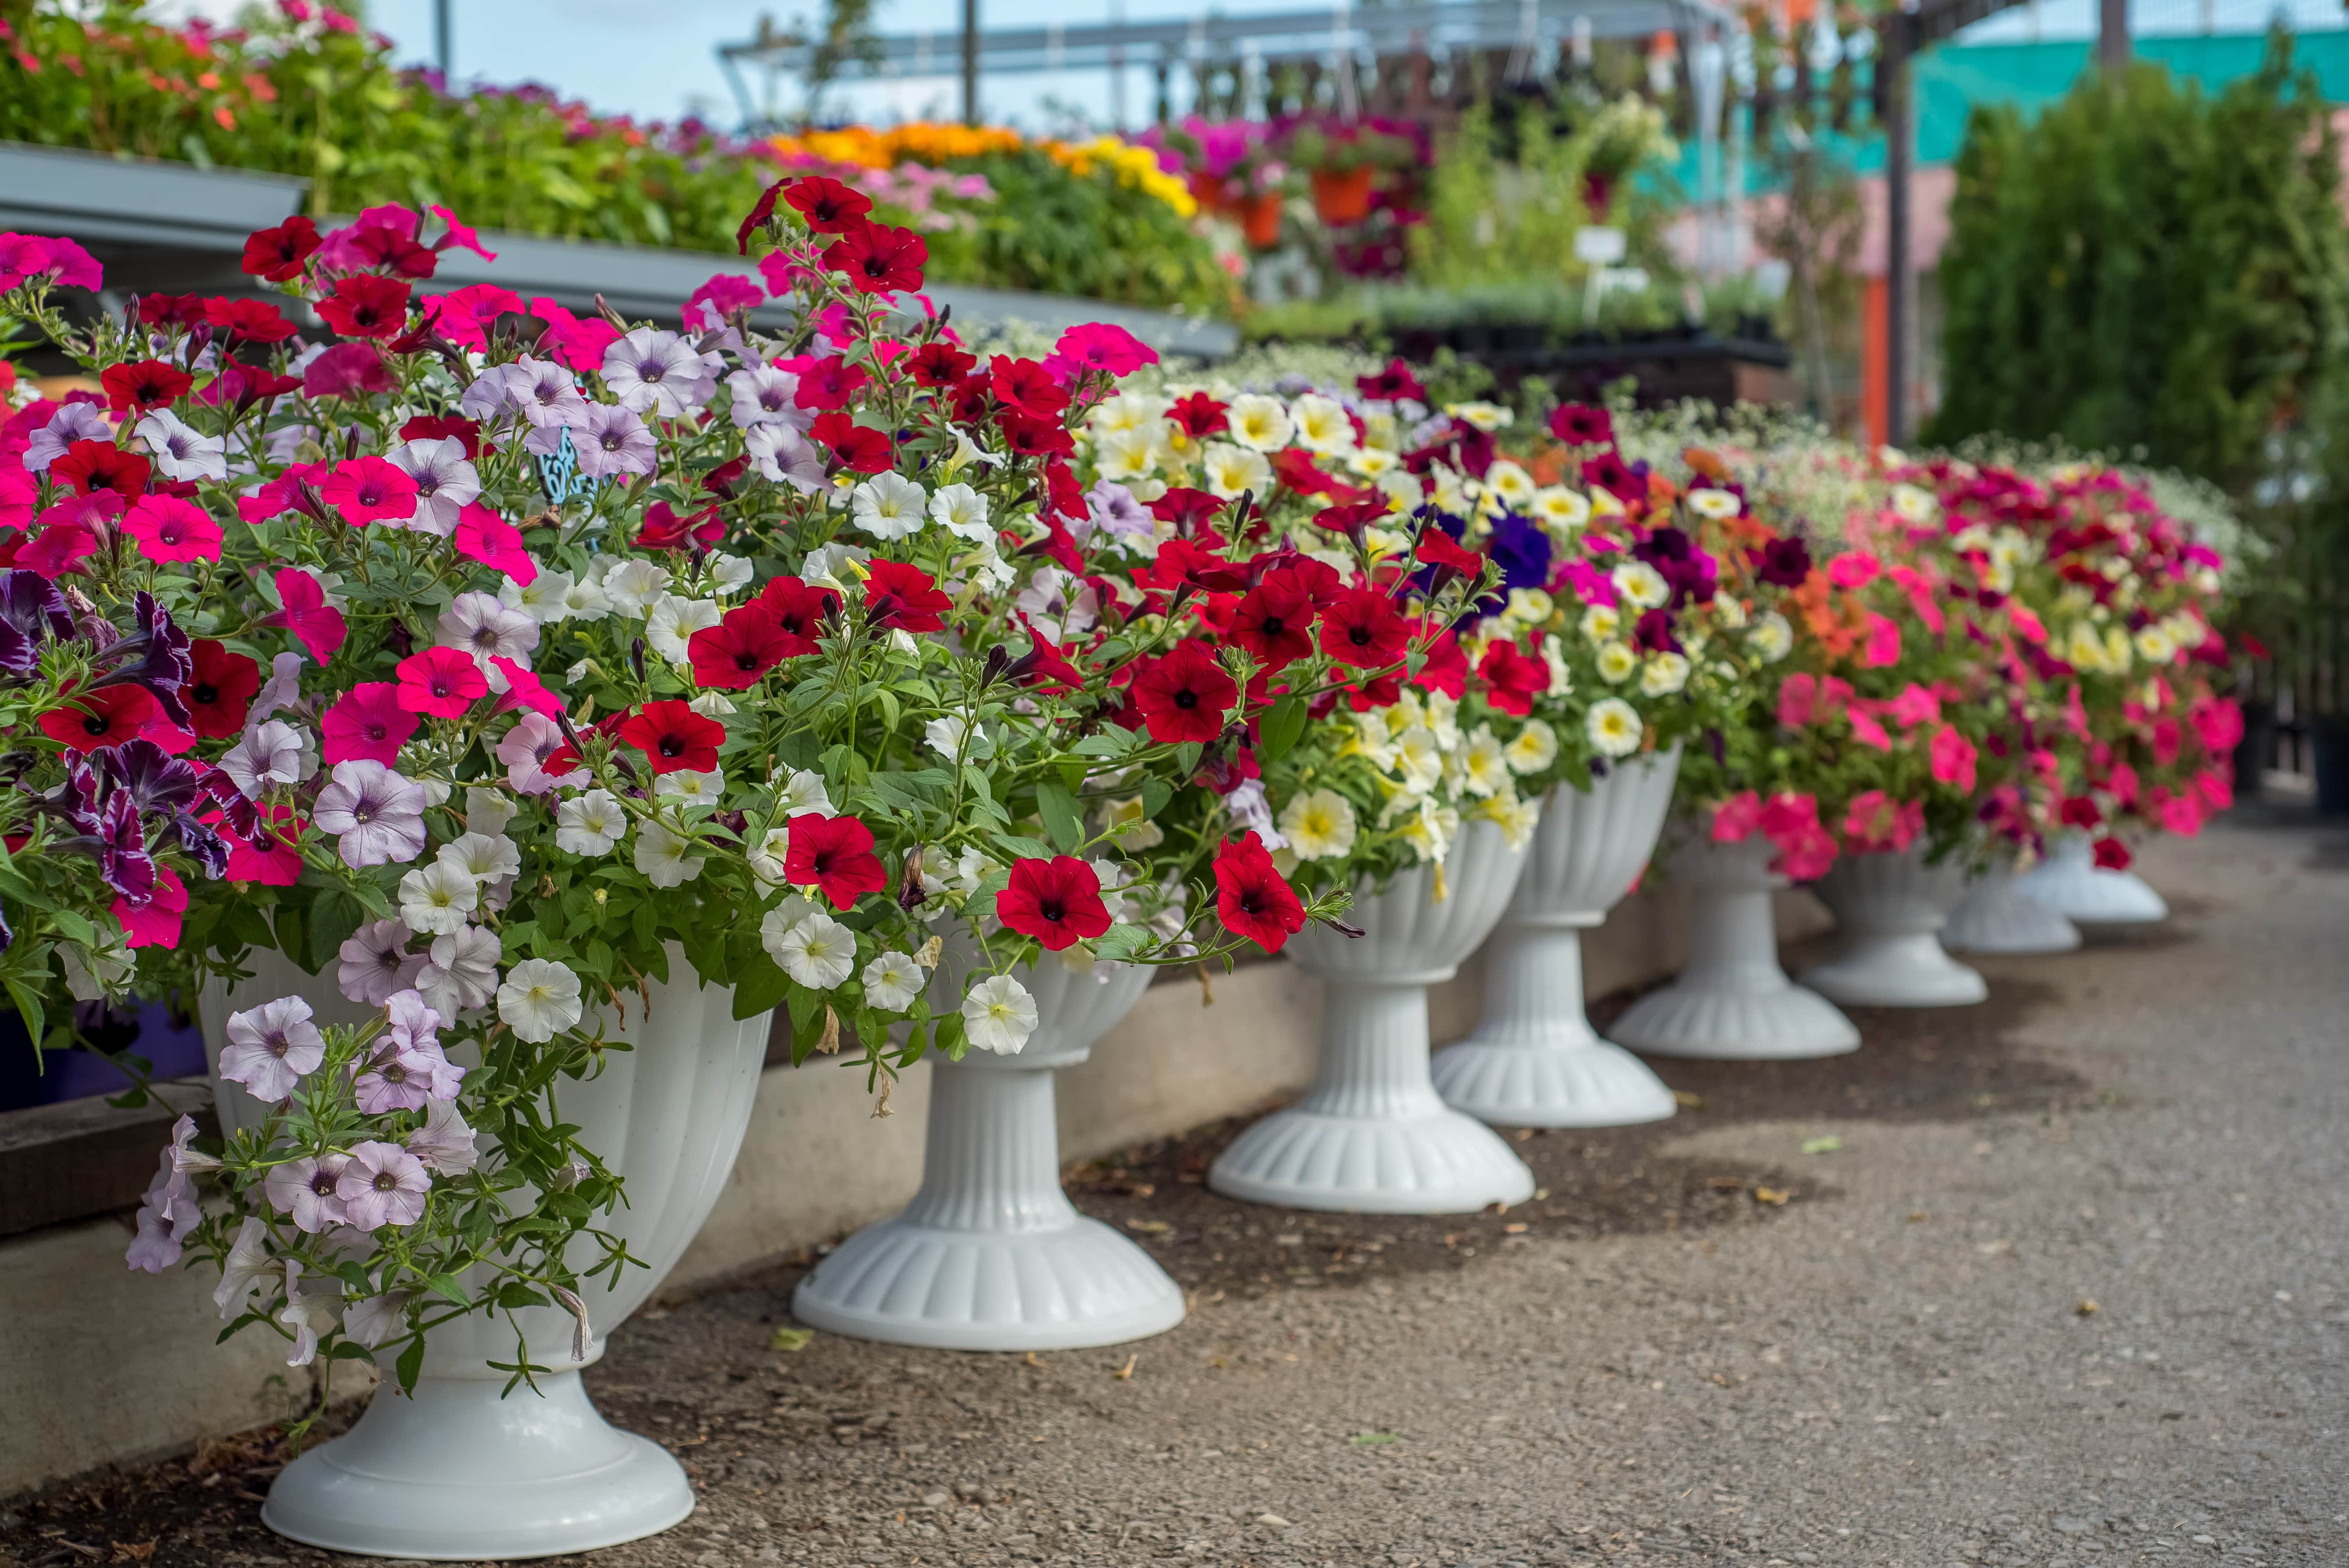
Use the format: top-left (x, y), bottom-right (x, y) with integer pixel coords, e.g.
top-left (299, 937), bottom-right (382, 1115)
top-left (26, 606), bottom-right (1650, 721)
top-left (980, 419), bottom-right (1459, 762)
top-left (2016, 835), bottom-right (2169, 925)
top-left (1434, 751), bottom-right (1679, 1129)
top-left (263, 1372), bottom-right (690, 1561)
top-left (1944, 866), bottom-right (2081, 954)
top-left (1801, 846), bottom-right (1986, 1008)
top-left (1211, 820), bottom-right (1536, 1214)
top-left (793, 958), bottom-right (1182, 1351)
top-left (1608, 839), bottom-right (1860, 1061)
top-left (1432, 927), bottom-right (1674, 1127)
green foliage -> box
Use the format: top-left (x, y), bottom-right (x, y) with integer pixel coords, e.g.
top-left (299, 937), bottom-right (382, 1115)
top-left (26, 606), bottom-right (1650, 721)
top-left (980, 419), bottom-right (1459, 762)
top-left (1928, 32), bottom-right (2349, 495)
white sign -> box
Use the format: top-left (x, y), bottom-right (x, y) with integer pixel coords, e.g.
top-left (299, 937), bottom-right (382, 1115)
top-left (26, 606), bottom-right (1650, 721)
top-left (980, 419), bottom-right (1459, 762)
top-left (1574, 226), bottom-right (1628, 266)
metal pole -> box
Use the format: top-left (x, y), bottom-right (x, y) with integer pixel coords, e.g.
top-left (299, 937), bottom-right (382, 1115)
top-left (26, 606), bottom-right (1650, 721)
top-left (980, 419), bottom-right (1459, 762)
top-left (962, 0), bottom-right (980, 125)
top-left (1109, 0), bottom-right (1128, 130)
top-left (2098, 0), bottom-right (2129, 69)
top-left (435, 0), bottom-right (452, 79)
top-left (1883, 11), bottom-right (1911, 446)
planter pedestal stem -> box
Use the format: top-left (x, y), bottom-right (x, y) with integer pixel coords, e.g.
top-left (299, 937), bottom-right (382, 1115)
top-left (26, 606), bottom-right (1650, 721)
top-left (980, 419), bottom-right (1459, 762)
top-left (792, 960), bottom-right (1182, 1350)
top-left (1607, 838), bottom-right (1860, 1060)
top-left (1943, 863), bottom-right (2081, 954)
top-left (1799, 845), bottom-right (1987, 1007)
top-left (2015, 833), bottom-right (2168, 925)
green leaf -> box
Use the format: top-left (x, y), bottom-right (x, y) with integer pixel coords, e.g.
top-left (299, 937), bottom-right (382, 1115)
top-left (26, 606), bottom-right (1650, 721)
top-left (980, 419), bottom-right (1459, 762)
top-left (1070, 726), bottom-right (1139, 758)
top-left (1172, 741), bottom-right (1204, 775)
top-left (308, 887), bottom-right (366, 964)
top-left (1090, 924), bottom-right (1153, 962)
top-left (1258, 693), bottom-right (1308, 763)
top-left (732, 953), bottom-right (791, 1021)
top-left (394, 1336), bottom-right (426, 1393)
top-left (423, 1274), bottom-right (471, 1308)
top-left (1034, 781), bottom-right (1085, 853)
top-left (993, 833), bottom-right (1056, 863)
top-left (2, 979), bottom-right (44, 1063)
top-left (1141, 778), bottom-right (1173, 817)
top-left (769, 1326), bottom-right (814, 1352)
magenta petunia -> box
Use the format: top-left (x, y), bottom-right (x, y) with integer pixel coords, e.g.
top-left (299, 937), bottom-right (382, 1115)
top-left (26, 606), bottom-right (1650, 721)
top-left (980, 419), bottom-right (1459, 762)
top-left (489, 655), bottom-right (564, 720)
top-left (395, 646), bottom-right (488, 719)
top-left (453, 502), bottom-right (535, 582)
top-left (122, 493), bottom-right (223, 563)
top-left (113, 863), bottom-right (187, 949)
top-left (322, 456), bottom-right (421, 527)
top-left (266, 569), bottom-right (347, 662)
top-left (322, 682), bottom-right (420, 765)
top-left (1041, 321), bottom-right (1157, 384)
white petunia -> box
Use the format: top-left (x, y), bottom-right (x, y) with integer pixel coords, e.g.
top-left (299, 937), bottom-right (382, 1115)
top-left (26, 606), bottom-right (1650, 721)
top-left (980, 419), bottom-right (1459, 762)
top-left (1686, 488), bottom-right (1742, 521)
top-left (1639, 652), bottom-right (1691, 698)
top-left (633, 820), bottom-right (706, 887)
top-left (1459, 726), bottom-right (1512, 798)
top-left (1587, 698), bottom-right (1643, 758)
top-left (1749, 612), bottom-right (1793, 663)
top-left (929, 482), bottom-right (993, 542)
top-left (438, 830), bottom-right (521, 886)
top-left (862, 950), bottom-right (927, 1013)
top-left (1225, 393), bottom-right (1294, 453)
top-left (1200, 441), bottom-right (1272, 501)
top-left (776, 768), bottom-right (834, 818)
top-left (559, 572), bottom-right (614, 621)
top-left (1289, 393), bottom-right (1355, 455)
top-left (645, 595), bottom-right (722, 664)
top-left (556, 789), bottom-right (628, 855)
top-left (1276, 788), bottom-right (1358, 862)
top-left (961, 973), bottom-right (1038, 1055)
top-left (1530, 486), bottom-right (1591, 530)
top-left (1610, 562), bottom-right (1671, 611)
top-left (1595, 641), bottom-right (1638, 684)
top-left (1504, 718), bottom-right (1559, 775)
top-left (851, 471), bottom-right (930, 540)
top-left (602, 558), bottom-right (673, 615)
top-left (399, 861), bottom-right (480, 936)
top-left (418, 924), bottom-right (502, 1017)
top-left (746, 826), bottom-right (793, 887)
top-left (654, 768), bottom-right (725, 808)
top-left (924, 713), bottom-right (993, 761)
top-left (1580, 604), bottom-right (1622, 644)
top-left (707, 553), bottom-right (755, 597)
top-left (136, 409), bottom-right (228, 483)
top-left (497, 958), bottom-right (585, 1043)
top-left (768, 908), bottom-right (856, 989)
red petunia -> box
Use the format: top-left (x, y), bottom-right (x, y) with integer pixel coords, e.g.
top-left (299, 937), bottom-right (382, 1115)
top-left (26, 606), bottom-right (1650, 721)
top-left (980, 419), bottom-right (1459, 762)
top-left (997, 411), bottom-right (1075, 460)
top-left (793, 355), bottom-right (870, 412)
top-left (134, 293), bottom-right (205, 329)
top-left (989, 356), bottom-right (1071, 419)
top-left (1318, 586), bottom-right (1410, 669)
top-left (400, 412), bottom-right (484, 458)
top-left (1355, 358), bottom-right (1427, 403)
top-left (688, 603), bottom-right (795, 690)
top-left (1131, 640), bottom-right (1238, 744)
top-left (1168, 391), bottom-right (1228, 439)
top-left (395, 646), bottom-right (488, 719)
top-left (618, 700), bottom-right (726, 775)
top-left (823, 220), bottom-right (928, 294)
top-left (203, 296), bottom-right (299, 344)
top-left (40, 686), bottom-right (158, 754)
top-left (1010, 612), bottom-right (1087, 693)
top-left (322, 681), bottom-right (419, 765)
top-left (784, 812), bottom-right (889, 911)
top-left (122, 493), bottom-right (223, 564)
top-left (1213, 831), bottom-right (1307, 953)
top-left (52, 440), bottom-right (150, 501)
top-left (1229, 575), bottom-right (1318, 672)
top-left (100, 359), bottom-right (193, 415)
top-left (808, 409), bottom-right (894, 474)
top-left (1415, 526), bottom-right (1484, 580)
top-left (184, 640), bottom-right (261, 739)
top-left (1149, 487), bottom-right (1225, 538)
top-left (756, 575), bottom-right (841, 652)
top-left (1477, 639), bottom-right (1550, 716)
top-left (316, 274), bottom-right (414, 340)
top-left (907, 340), bottom-right (976, 388)
top-left (631, 500), bottom-right (724, 552)
top-left (736, 179), bottom-right (787, 252)
top-left (225, 804), bottom-right (305, 887)
top-left (2092, 836), bottom-right (2133, 872)
top-left (241, 216), bottom-right (322, 283)
top-left (998, 856), bottom-right (1113, 951)
top-left (784, 176), bottom-right (876, 235)
top-left (862, 560), bottom-right (952, 635)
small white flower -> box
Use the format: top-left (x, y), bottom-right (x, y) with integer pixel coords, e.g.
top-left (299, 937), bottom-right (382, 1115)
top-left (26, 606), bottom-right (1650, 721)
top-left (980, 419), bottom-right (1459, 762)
top-left (1459, 726), bottom-right (1512, 798)
top-left (438, 830), bottom-right (521, 886)
top-left (602, 558), bottom-right (673, 615)
top-left (1225, 393), bottom-right (1294, 453)
top-left (1444, 400), bottom-right (1513, 432)
top-left (929, 482), bottom-right (993, 542)
top-left (560, 572), bottom-right (615, 621)
top-left (497, 958), bottom-right (585, 1043)
top-left (1639, 652), bottom-right (1691, 697)
top-left (962, 973), bottom-right (1038, 1055)
top-left (769, 908), bottom-right (856, 989)
top-left (646, 595), bottom-right (722, 664)
top-left (1504, 718), bottom-right (1559, 775)
top-left (1277, 788), bottom-right (1358, 862)
top-left (1200, 441), bottom-right (1273, 501)
top-left (502, 570), bottom-right (575, 624)
top-left (1587, 698), bottom-right (1643, 758)
top-left (746, 826), bottom-right (793, 887)
top-left (418, 924), bottom-right (502, 1017)
top-left (654, 768), bottom-right (725, 808)
top-left (1610, 562), bottom-right (1671, 611)
top-left (557, 788), bottom-right (628, 855)
top-left (924, 714), bottom-right (994, 761)
top-left (1289, 393), bottom-right (1355, 455)
top-left (1749, 611), bottom-right (1793, 663)
top-left (862, 950), bottom-right (927, 1013)
top-left (1595, 641), bottom-right (1638, 684)
top-left (851, 471), bottom-right (930, 540)
top-left (136, 409), bottom-right (227, 483)
top-left (776, 769), bottom-right (833, 817)
top-left (633, 820), bottom-right (706, 887)
top-left (707, 553), bottom-right (755, 597)
top-left (1580, 604), bottom-right (1622, 644)
top-left (1482, 791), bottom-right (1542, 852)
top-left (1686, 488), bottom-right (1742, 520)
top-left (399, 861), bottom-right (480, 936)
top-left (1531, 486), bottom-right (1591, 530)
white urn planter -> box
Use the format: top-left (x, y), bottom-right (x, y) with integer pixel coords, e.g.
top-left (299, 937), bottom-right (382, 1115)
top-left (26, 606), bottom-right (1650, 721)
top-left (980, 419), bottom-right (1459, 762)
top-left (1209, 814), bottom-right (1537, 1214)
top-left (791, 951), bottom-right (1184, 1350)
top-left (1606, 836), bottom-right (1861, 1060)
top-left (1431, 747), bottom-right (1681, 1129)
top-left (199, 947), bottom-right (770, 1561)
top-left (1799, 844), bottom-right (1989, 1007)
top-left (2015, 832), bottom-right (2169, 925)
top-left (1943, 861), bottom-right (2082, 954)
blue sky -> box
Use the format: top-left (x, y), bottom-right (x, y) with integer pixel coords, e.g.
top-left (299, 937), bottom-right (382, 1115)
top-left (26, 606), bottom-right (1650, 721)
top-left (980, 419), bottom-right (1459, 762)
top-left (161, 0), bottom-right (2343, 129)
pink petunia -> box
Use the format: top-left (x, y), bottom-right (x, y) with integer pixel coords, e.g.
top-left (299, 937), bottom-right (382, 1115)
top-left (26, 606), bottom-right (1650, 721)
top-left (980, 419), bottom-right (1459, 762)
top-left (226, 804), bottom-right (306, 886)
top-left (2188, 696), bottom-right (2244, 754)
top-left (1860, 612), bottom-right (1902, 668)
top-left (1847, 708), bottom-right (1893, 751)
top-left (395, 646), bottom-right (487, 719)
top-left (1886, 682), bottom-right (1941, 729)
top-left (268, 569), bottom-right (347, 662)
top-left (453, 502), bottom-right (535, 582)
top-left (429, 205), bottom-right (498, 262)
top-left (114, 863), bottom-right (187, 949)
top-left (302, 341), bottom-right (395, 400)
top-left (2156, 788), bottom-right (2205, 837)
top-left (122, 493), bottom-right (223, 563)
top-left (1776, 672), bottom-right (1819, 729)
top-left (1042, 322), bottom-right (1158, 384)
top-left (529, 296), bottom-right (622, 374)
top-left (322, 682), bottom-right (420, 765)
top-left (18, 521), bottom-right (99, 575)
top-left (685, 272), bottom-right (767, 331)
top-left (1710, 790), bottom-right (1764, 843)
top-left (1841, 790), bottom-right (1924, 852)
top-left (2194, 766), bottom-right (2234, 813)
top-left (1826, 551), bottom-right (1881, 589)
top-left (1929, 725), bottom-right (1979, 792)
top-left (321, 456), bottom-right (421, 526)
top-left (431, 283), bottom-right (526, 353)
top-left (488, 655), bottom-right (564, 719)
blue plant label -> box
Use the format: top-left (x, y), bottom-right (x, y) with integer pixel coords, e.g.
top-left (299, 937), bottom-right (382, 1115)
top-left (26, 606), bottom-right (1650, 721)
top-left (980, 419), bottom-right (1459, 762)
top-left (535, 427), bottom-right (601, 507)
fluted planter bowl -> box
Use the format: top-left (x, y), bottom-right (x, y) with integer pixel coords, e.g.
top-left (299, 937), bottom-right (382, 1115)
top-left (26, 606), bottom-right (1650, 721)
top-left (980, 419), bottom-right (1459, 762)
top-left (1608, 835), bottom-right (1861, 1060)
top-left (1209, 815), bottom-right (1537, 1214)
top-left (1433, 746), bottom-right (1681, 1128)
top-left (199, 946), bottom-right (769, 1561)
top-left (1943, 860), bottom-right (2081, 954)
top-left (1799, 843), bottom-right (1988, 1007)
top-left (2015, 832), bottom-right (2168, 925)
top-left (790, 945), bottom-right (1181, 1350)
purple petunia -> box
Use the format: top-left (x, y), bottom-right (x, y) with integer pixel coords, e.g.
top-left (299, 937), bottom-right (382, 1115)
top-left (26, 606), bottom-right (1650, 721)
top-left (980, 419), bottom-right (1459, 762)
top-left (336, 1140), bottom-right (432, 1230)
top-left (312, 760), bottom-right (429, 868)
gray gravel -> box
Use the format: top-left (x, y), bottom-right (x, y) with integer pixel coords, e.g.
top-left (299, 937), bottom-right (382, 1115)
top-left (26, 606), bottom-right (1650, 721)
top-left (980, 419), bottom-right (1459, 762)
top-left (29, 817), bottom-right (2349, 1568)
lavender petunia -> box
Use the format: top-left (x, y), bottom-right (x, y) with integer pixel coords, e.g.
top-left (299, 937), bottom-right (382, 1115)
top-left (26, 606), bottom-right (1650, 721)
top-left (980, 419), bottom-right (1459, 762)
top-left (744, 423), bottom-right (826, 494)
top-left (726, 364), bottom-right (810, 432)
top-left (501, 356), bottom-right (590, 429)
top-left (337, 1140), bottom-right (432, 1230)
top-left (220, 720), bottom-right (310, 800)
top-left (1086, 480), bottom-right (1154, 543)
top-left (601, 327), bottom-right (717, 417)
top-left (406, 1098), bottom-right (480, 1177)
top-left (312, 760), bottom-right (428, 868)
top-left (339, 918), bottom-right (424, 1005)
top-left (263, 1153), bottom-right (350, 1233)
top-left (135, 409), bottom-right (228, 483)
top-left (418, 924), bottom-right (501, 1017)
top-left (572, 402), bottom-right (657, 479)
top-left (218, 995), bottom-right (326, 1102)
top-left (386, 436), bottom-right (480, 537)
top-left (24, 402), bottom-right (112, 472)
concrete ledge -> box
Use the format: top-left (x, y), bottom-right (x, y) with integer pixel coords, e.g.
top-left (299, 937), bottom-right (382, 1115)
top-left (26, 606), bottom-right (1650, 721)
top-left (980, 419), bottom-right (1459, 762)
top-left (0, 879), bottom-right (1831, 1498)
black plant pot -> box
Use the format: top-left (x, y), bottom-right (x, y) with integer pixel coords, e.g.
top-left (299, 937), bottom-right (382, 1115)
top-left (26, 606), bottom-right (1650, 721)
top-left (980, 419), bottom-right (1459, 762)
top-left (2313, 717), bottom-right (2349, 817)
top-left (2233, 698), bottom-right (2274, 802)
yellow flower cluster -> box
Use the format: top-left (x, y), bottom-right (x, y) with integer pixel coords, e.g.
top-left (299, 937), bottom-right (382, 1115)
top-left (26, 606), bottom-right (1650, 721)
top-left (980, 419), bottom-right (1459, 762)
top-left (767, 122), bottom-right (1194, 219)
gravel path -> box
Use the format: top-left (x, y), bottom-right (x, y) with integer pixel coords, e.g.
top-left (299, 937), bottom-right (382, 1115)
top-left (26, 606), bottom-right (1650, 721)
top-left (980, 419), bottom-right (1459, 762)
top-left (11, 817), bottom-right (2347, 1567)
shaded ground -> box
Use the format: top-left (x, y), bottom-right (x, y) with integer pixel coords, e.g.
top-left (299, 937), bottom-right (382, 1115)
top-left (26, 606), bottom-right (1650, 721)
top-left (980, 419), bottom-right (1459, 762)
top-left (7, 819), bottom-right (2349, 1568)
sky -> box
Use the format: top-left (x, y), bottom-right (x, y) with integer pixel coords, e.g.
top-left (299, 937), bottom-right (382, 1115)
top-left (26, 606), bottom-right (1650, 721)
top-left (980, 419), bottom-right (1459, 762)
top-left (157, 0), bottom-right (2346, 130)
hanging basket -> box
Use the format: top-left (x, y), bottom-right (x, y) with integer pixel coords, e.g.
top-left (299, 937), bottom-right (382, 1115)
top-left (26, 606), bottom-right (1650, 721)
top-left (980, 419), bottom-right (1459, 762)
top-left (1310, 166), bottom-right (1376, 226)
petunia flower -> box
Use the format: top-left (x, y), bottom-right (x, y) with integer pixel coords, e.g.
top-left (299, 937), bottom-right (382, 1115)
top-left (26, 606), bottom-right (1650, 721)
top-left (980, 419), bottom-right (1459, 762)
top-left (212, 1217), bottom-right (274, 1321)
top-left (497, 711), bottom-right (577, 794)
top-left (395, 646), bottom-right (488, 719)
top-left (617, 700), bottom-right (725, 775)
top-left (134, 409), bottom-right (227, 482)
top-left (862, 950), bottom-right (927, 1012)
top-left (1131, 641), bottom-right (1237, 744)
top-left (572, 402), bottom-right (657, 478)
top-left (440, 591), bottom-right (542, 671)
top-left (765, 906), bottom-right (857, 988)
top-left (313, 759), bottom-right (429, 868)
top-left (961, 973), bottom-right (1038, 1055)
top-left (784, 812), bottom-right (888, 911)
top-left (998, 856), bottom-right (1113, 951)
top-left (1212, 832), bottom-right (1307, 953)
top-left (727, 364), bottom-right (809, 431)
top-left (406, 1098), bottom-right (481, 1177)
top-left (602, 327), bottom-right (718, 417)
top-left (337, 1141), bottom-right (432, 1231)
top-left (262, 1154), bottom-right (350, 1233)
top-left (398, 860), bottom-right (479, 936)
top-left (497, 957), bottom-right (585, 1043)
top-left (218, 995), bottom-right (326, 1102)
top-left (321, 682), bottom-right (420, 766)
top-left (121, 493), bottom-right (222, 564)
top-left (24, 404), bottom-right (113, 472)
top-left (633, 820), bottom-right (707, 887)
top-left (264, 568), bottom-right (347, 663)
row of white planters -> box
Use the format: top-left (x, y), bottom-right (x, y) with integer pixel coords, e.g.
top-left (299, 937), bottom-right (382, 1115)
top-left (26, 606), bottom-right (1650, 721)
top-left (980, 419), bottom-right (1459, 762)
top-left (191, 779), bottom-right (2169, 1560)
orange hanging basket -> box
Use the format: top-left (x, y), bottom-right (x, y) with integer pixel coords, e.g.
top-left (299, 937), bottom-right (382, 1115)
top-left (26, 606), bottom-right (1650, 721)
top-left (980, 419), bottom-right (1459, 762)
top-left (1242, 192), bottom-right (1285, 248)
top-left (1310, 166), bottom-right (1376, 226)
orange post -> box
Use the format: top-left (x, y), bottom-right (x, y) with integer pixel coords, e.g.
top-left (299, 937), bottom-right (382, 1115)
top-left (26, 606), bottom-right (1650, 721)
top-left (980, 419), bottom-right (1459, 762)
top-left (1861, 275), bottom-right (1889, 449)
